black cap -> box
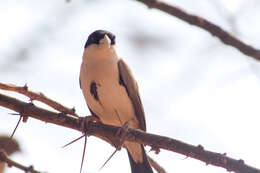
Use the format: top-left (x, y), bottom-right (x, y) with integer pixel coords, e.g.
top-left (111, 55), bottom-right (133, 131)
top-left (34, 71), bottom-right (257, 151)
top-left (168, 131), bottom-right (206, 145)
top-left (84, 30), bottom-right (116, 48)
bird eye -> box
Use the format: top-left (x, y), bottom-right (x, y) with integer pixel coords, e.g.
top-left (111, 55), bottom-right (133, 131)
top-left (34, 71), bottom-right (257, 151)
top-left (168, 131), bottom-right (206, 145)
top-left (112, 36), bottom-right (116, 44)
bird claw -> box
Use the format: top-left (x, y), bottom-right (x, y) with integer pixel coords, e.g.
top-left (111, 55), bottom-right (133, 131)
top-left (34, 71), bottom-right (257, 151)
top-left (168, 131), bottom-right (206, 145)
top-left (149, 145), bottom-right (160, 154)
top-left (83, 115), bottom-right (101, 123)
top-left (80, 115), bottom-right (101, 134)
top-left (114, 120), bottom-right (132, 149)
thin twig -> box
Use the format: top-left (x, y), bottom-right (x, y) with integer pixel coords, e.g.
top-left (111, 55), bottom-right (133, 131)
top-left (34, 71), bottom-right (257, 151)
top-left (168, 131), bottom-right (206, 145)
top-left (0, 92), bottom-right (260, 173)
top-left (136, 0), bottom-right (260, 61)
top-left (0, 149), bottom-right (42, 173)
top-left (0, 82), bottom-right (77, 117)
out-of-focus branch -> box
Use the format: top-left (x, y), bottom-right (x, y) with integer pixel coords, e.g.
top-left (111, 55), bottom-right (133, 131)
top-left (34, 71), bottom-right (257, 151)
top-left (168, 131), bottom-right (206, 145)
top-left (0, 136), bottom-right (21, 173)
top-left (136, 0), bottom-right (260, 61)
top-left (0, 149), bottom-right (42, 173)
top-left (0, 83), bottom-right (77, 117)
top-left (0, 136), bottom-right (20, 155)
top-left (0, 92), bottom-right (260, 173)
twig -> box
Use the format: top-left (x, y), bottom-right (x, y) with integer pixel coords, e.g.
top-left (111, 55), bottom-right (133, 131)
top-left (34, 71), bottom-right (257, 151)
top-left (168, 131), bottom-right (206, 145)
top-left (136, 0), bottom-right (260, 61)
top-left (0, 82), bottom-right (77, 117)
top-left (0, 149), bottom-right (42, 173)
top-left (0, 92), bottom-right (259, 173)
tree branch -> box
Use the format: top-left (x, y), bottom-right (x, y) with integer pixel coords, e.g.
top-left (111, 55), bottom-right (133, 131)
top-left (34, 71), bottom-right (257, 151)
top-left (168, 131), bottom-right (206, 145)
top-left (0, 149), bottom-right (42, 173)
top-left (136, 0), bottom-right (260, 61)
top-left (0, 83), bottom-right (77, 117)
top-left (0, 91), bottom-right (259, 173)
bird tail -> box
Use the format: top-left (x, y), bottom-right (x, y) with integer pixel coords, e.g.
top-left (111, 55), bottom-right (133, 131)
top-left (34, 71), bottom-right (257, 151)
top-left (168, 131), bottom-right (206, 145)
top-left (127, 144), bottom-right (153, 173)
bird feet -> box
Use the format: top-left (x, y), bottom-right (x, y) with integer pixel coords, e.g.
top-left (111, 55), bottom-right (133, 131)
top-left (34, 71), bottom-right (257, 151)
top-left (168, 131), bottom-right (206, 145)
top-left (80, 115), bottom-right (101, 134)
top-left (114, 120), bottom-right (132, 150)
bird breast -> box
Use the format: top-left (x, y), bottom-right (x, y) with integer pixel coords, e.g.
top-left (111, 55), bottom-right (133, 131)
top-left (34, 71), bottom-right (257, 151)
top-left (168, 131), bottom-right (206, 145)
top-left (80, 55), bottom-right (138, 128)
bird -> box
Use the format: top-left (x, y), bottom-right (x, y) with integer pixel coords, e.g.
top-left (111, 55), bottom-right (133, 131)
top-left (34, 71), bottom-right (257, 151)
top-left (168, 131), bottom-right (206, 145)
top-left (79, 30), bottom-right (153, 173)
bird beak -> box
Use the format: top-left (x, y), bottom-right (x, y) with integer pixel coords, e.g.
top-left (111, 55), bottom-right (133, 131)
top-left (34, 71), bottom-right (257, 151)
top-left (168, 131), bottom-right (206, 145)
top-left (99, 34), bottom-right (111, 48)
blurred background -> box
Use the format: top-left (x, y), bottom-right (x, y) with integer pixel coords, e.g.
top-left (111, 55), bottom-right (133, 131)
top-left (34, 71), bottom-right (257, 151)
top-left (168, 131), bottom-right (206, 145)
top-left (1, 0), bottom-right (260, 172)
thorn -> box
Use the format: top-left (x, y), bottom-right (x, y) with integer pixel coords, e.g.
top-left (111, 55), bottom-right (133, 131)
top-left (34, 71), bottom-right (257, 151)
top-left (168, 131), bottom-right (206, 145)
top-left (99, 119), bottom-right (131, 171)
top-left (62, 134), bottom-right (88, 173)
top-left (99, 149), bottom-right (118, 171)
top-left (8, 113), bottom-right (20, 116)
top-left (10, 115), bottom-right (22, 139)
top-left (26, 165), bottom-right (34, 172)
top-left (39, 92), bottom-right (45, 97)
top-left (197, 144), bottom-right (204, 150)
top-left (23, 83), bottom-right (28, 90)
top-left (182, 156), bottom-right (189, 160)
top-left (62, 134), bottom-right (85, 148)
top-left (71, 107), bottom-right (76, 114)
top-left (80, 134), bottom-right (87, 173)
top-left (238, 159), bottom-right (245, 164)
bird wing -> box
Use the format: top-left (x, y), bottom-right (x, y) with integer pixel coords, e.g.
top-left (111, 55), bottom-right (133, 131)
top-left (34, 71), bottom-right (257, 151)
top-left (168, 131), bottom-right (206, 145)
top-left (117, 58), bottom-right (146, 131)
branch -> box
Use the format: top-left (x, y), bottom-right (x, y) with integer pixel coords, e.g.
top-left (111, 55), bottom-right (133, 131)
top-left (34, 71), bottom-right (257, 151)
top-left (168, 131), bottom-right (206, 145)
top-left (0, 83), bottom-right (77, 117)
top-left (136, 0), bottom-right (260, 61)
top-left (0, 149), bottom-right (42, 173)
top-left (0, 92), bottom-right (260, 173)
top-left (0, 136), bottom-right (20, 155)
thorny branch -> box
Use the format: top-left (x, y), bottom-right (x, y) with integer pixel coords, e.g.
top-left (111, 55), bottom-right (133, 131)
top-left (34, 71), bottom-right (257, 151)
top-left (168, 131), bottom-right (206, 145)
top-left (0, 89), bottom-right (260, 173)
top-left (0, 149), bottom-right (42, 173)
top-left (0, 83), bottom-right (77, 117)
top-left (136, 0), bottom-right (260, 61)
top-left (0, 83), bottom-right (165, 173)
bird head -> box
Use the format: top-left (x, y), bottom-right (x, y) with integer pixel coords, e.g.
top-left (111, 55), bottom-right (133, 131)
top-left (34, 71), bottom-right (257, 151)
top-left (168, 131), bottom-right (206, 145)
top-left (84, 30), bottom-right (116, 49)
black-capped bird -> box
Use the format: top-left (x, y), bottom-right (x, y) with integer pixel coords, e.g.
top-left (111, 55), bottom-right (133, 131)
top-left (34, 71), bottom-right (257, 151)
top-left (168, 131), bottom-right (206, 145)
top-left (79, 30), bottom-right (153, 173)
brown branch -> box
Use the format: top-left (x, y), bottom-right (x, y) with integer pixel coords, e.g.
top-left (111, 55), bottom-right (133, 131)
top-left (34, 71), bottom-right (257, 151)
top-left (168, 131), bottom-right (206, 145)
top-left (0, 82), bottom-right (77, 117)
top-left (0, 92), bottom-right (260, 173)
top-left (0, 92), bottom-right (80, 131)
top-left (0, 136), bottom-right (21, 155)
top-left (136, 0), bottom-right (260, 61)
top-left (0, 149), bottom-right (42, 173)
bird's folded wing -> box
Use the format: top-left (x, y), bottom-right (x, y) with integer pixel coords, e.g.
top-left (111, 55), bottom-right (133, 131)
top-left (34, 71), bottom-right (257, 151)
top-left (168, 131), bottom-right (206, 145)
top-left (118, 58), bottom-right (146, 131)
